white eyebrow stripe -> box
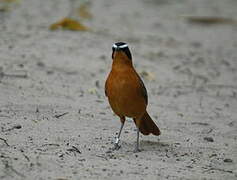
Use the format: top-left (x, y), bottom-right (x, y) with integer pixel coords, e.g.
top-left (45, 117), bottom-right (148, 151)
top-left (112, 43), bottom-right (128, 49)
top-left (119, 44), bottom-right (128, 48)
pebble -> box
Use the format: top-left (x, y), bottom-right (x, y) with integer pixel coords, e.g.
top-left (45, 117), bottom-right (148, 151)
top-left (204, 137), bottom-right (214, 142)
top-left (224, 158), bottom-right (233, 163)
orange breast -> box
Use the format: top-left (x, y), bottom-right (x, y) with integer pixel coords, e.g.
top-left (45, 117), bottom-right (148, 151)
top-left (105, 66), bottom-right (146, 118)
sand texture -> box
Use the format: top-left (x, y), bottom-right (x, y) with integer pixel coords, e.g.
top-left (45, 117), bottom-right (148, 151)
top-left (0, 0), bottom-right (237, 179)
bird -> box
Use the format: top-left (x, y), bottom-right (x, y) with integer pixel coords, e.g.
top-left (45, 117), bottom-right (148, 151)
top-left (105, 42), bottom-right (161, 152)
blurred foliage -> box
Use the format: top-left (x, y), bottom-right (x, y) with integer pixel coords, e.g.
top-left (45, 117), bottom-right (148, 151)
top-left (0, 0), bottom-right (18, 2)
top-left (183, 15), bottom-right (237, 25)
top-left (50, 17), bottom-right (89, 31)
top-left (0, 0), bottom-right (19, 11)
top-left (50, 1), bottom-right (92, 31)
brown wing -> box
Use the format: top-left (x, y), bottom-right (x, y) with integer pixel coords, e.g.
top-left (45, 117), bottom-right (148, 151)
top-left (137, 74), bottom-right (148, 105)
top-left (105, 78), bottom-right (108, 97)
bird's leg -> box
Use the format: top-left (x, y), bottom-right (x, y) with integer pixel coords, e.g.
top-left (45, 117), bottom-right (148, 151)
top-left (113, 122), bottom-right (124, 150)
top-left (134, 126), bottom-right (141, 153)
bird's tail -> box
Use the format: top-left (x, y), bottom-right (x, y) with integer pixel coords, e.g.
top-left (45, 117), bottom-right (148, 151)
top-left (135, 111), bottom-right (161, 136)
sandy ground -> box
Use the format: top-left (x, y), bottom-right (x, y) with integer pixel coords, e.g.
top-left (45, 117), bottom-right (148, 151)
top-left (0, 0), bottom-right (237, 179)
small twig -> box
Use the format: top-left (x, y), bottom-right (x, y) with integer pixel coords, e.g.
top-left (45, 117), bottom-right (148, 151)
top-left (191, 122), bottom-right (209, 126)
top-left (2, 73), bottom-right (27, 78)
top-left (95, 155), bottom-right (108, 161)
top-left (54, 112), bottom-right (69, 118)
top-left (0, 138), bottom-right (9, 146)
top-left (42, 143), bottom-right (60, 147)
top-left (72, 146), bottom-right (81, 153)
top-left (205, 128), bottom-right (213, 134)
top-left (22, 153), bottom-right (30, 162)
top-left (203, 167), bottom-right (233, 174)
top-left (2, 125), bottom-right (22, 132)
top-left (67, 146), bottom-right (81, 156)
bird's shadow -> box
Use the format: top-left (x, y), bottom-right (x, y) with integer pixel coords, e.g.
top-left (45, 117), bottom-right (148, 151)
top-left (105, 139), bottom-right (179, 155)
top-left (119, 140), bottom-right (175, 153)
top-left (139, 140), bottom-right (171, 152)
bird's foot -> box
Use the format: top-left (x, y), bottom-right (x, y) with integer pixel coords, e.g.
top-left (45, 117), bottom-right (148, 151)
top-left (112, 143), bottom-right (121, 151)
top-left (111, 137), bottom-right (121, 150)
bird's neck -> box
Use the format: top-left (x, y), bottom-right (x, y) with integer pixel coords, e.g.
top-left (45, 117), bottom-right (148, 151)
top-left (112, 55), bottom-right (133, 69)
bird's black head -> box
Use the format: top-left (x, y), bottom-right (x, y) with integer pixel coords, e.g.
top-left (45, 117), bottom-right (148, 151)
top-left (112, 42), bottom-right (132, 60)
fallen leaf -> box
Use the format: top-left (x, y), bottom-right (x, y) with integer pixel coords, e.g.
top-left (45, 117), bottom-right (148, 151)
top-left (50, 17), bottom-right (89, 31)
top-left (182, 15), bottom-right (237, 25)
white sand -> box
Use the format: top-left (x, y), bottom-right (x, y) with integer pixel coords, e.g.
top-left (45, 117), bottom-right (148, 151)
top-left (0, 0), bottom-right (237, 179)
